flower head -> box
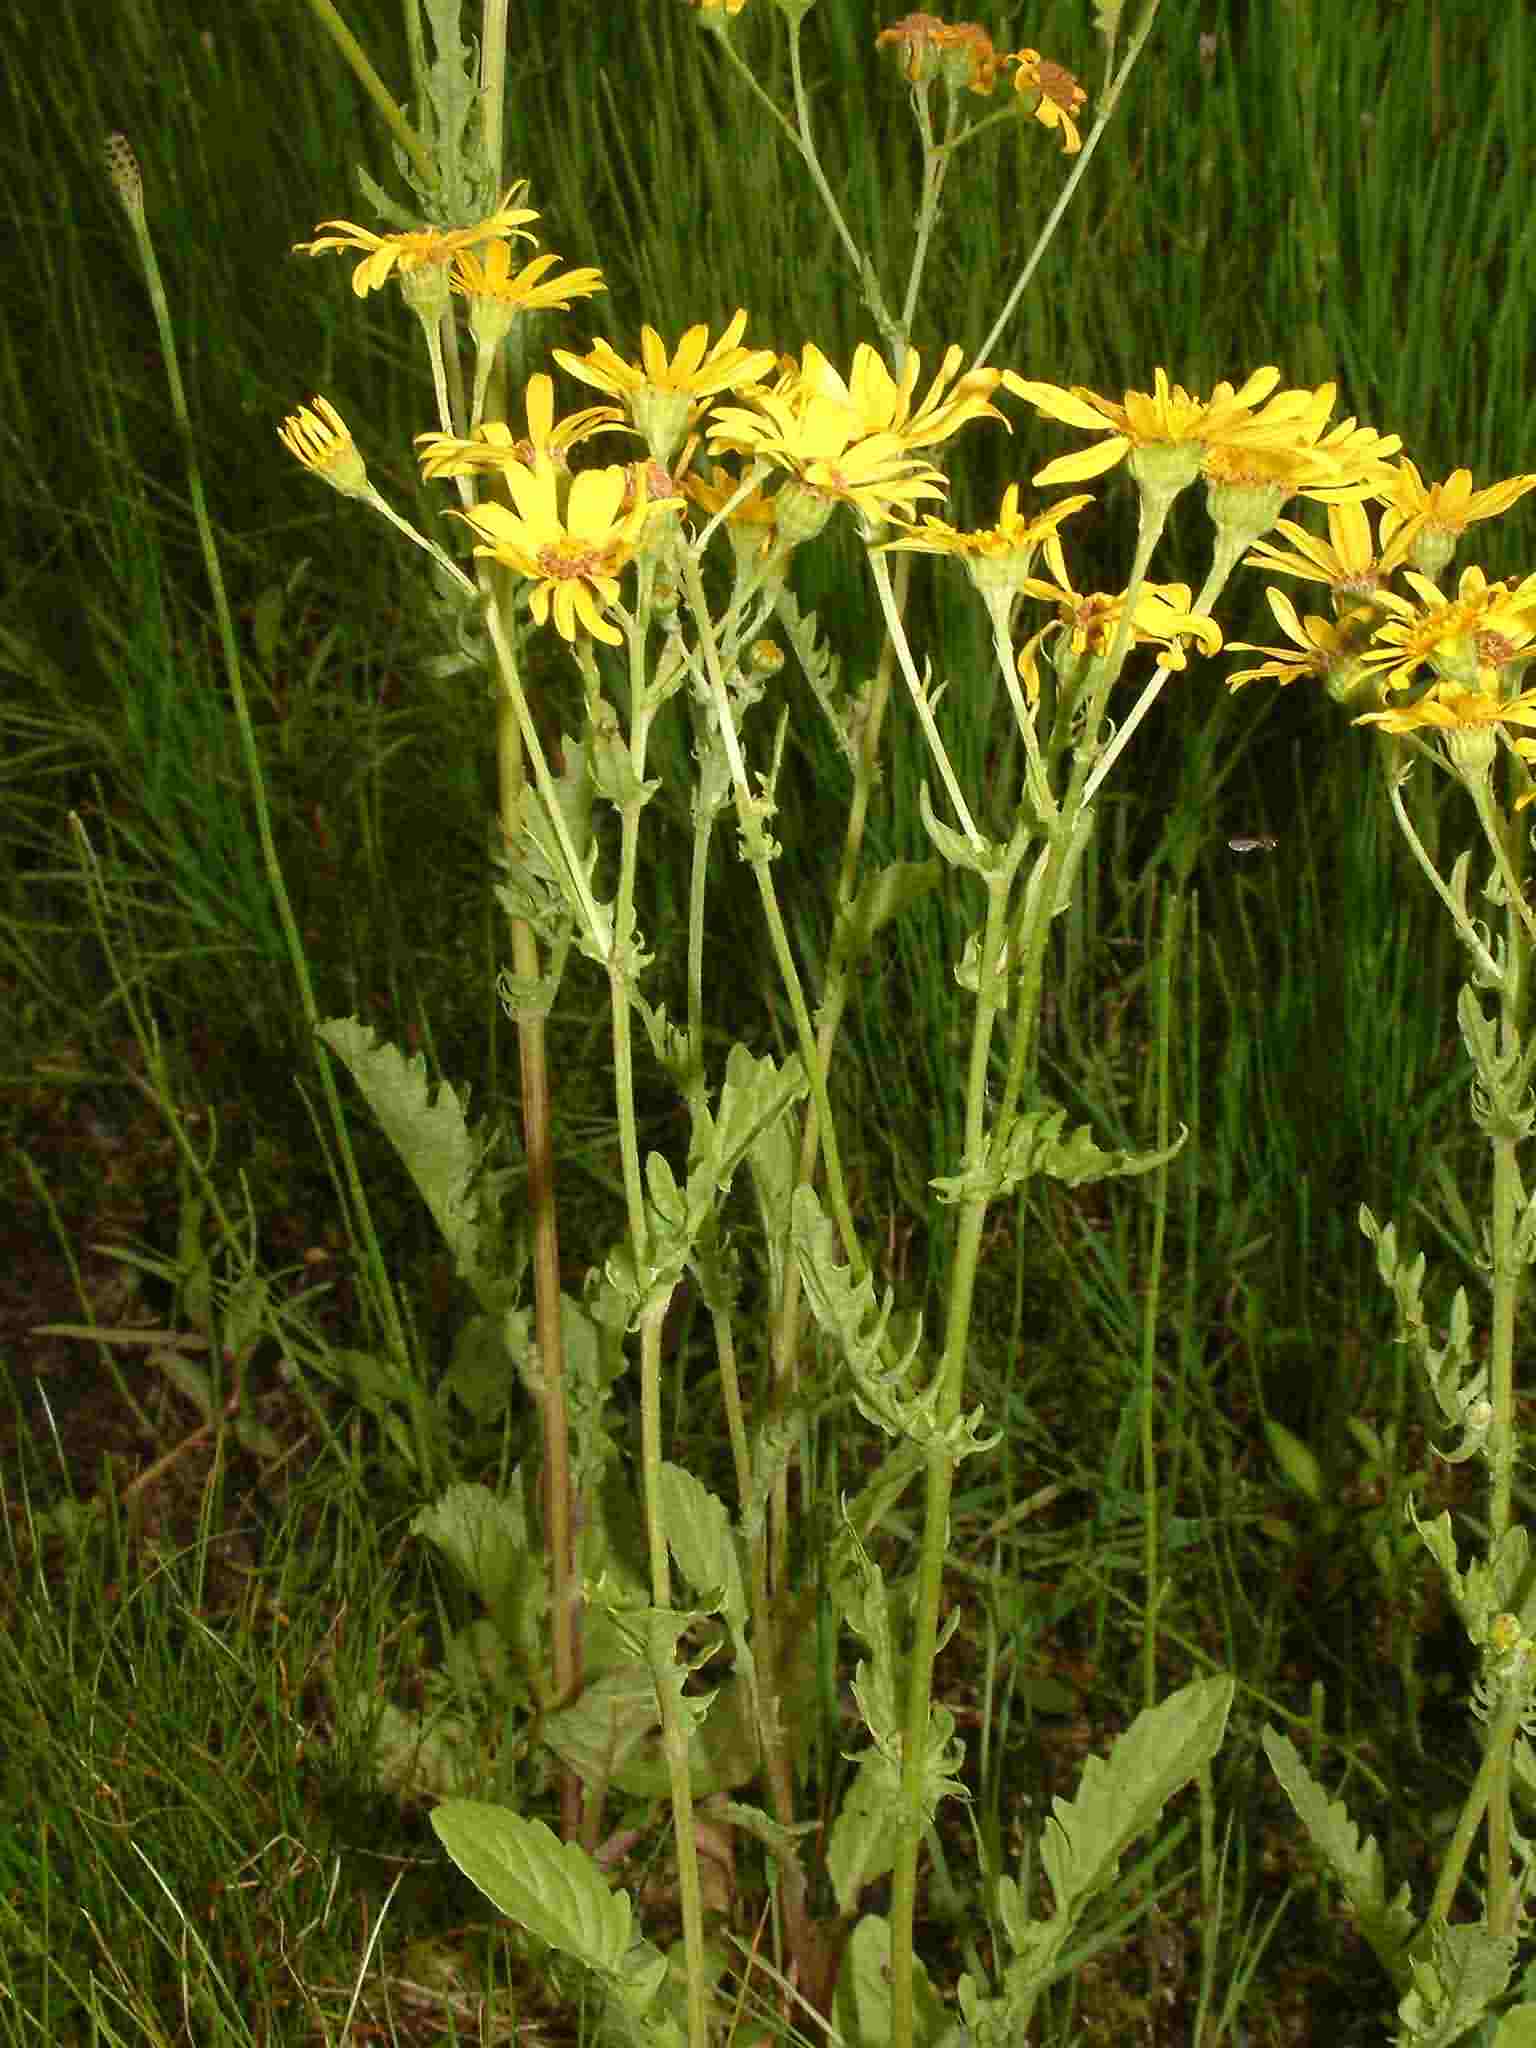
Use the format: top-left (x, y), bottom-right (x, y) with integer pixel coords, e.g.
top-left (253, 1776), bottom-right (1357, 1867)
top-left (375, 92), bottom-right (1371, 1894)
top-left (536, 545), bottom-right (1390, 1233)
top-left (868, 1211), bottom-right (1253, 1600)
top-left (874, 482), bottom-right (1092, 598)
top-left (876, 15), bottom-right (999, 92)
top-left (449, 457), bottom-right (682, 646)
top-left (416, 373), bottom-right (629, 480)
top-left (1004, 48), bottom-right (1088, 152)
top-left (681, 461), bottom-right (782, 575)
top-left (1377, 459), bottom-right (1536, 580)
top-left (1361, 671), bottom-right (1536, 789)
top-left (553, 310), bottom-right (779, 465)
top-left (1290, 413), bottom-right (1403, 501)
top-left (105, 134), bottom-right (143, 220)
top-left (1192, 402), bottom-right (1399, 556)
top-left (1005, 365), bottom-right (1296, 490)
top-left (1354, 565), bottom-right (1536, 695)
top-left (773, 341), bottom-right (1005, 452)
top-left (1014, 574), bottom-right (1222, 698)
top-left (1356, 682), bottom-right (1536, 736)
top-left (294, 186), bottom-right (540, 297)
top-left (706, 387), bottom-right (948, 531)
top-left (278, 395), bottom-right (373, 501)
top-left (451, 243), bottom-right (606, 327)
top-left (1244, 499), bottom-right (1413, 604)
top-left (1225, 584), bottom-right (1378, 704)
top-left (682, 461), bottom-right (778, 529)
top-left (1202, 410), bottom-right (1400, 513)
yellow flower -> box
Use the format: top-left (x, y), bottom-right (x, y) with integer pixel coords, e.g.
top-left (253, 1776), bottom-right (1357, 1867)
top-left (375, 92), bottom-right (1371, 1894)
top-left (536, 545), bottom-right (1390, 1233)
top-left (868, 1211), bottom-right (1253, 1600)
top-left (1364, 672), bottom-right (1536, 789)
top-left (1355, 565), bottom-right (1536, 695)
top-left (1377, 459), bottom-right (1536, 578)
top-left (1225, 585), bottom-right (1376, 694)
top-left (874, 482), bottom-right (1092, 595)
top-left (1356, 681), bottom-right (1536, 736)
top-left (1014, 575), bottom-right (1222, 698)
top-left (1507, 737), bottom-right (1536, 806)
top-left (450, 242), bottom-right (606, 315)
top-left (682, 461), bottom-right (778, 529)
top-left (277, 395), bottom-right (372, 500)
top-left (706, 388), bottom-right (948, 529)
top-left (1244, 499), bottom-right (1412, 600)
top-left (772, 341), bottom-right (1005, 452)
top-left (1004, 366), bottom-right (1310, 489)
top-left (449, 457), bottom-right (681, 646)
top-left (294, 186), bottom-right (540, 297)
top-left (1293, 414), bottom-right (1402, 501)
top-left (552, 310), bottom-right (778, 467)
top-left (555, 310), bottom-right (777, 400)
top-left (1203, 408), bottom-right (1400, 511)
top-left (416, 373), bottom-right (629, 480)
top-left (1005, 48), bottom-right (1088, 153)
top-left (681, 462), bottom-right (781, 574)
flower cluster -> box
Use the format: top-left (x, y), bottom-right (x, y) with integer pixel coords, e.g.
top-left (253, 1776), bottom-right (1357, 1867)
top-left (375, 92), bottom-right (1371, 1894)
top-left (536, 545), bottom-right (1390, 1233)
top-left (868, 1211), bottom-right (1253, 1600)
top-left (278, 140), bottom-right (1536, 745)
top-left (1221, 456), bottom-right (1536, 787)
top-left (998, 361), bottom-right (1536, 785)
top-left (873, 16), bottom-right (1088, 151)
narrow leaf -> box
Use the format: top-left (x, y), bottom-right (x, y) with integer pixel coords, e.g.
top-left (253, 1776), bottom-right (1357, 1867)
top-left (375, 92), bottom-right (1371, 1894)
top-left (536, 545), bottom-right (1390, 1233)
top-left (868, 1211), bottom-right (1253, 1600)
top-left (1265, 1418), bottom-right (1323, 1503)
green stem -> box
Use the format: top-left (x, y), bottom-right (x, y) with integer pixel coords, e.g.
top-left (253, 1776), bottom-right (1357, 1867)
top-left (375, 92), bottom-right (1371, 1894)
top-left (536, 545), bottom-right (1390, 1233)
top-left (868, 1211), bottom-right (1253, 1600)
top-left (973, 0), bottom-right (1163, 370)
top-left (611, 691), bottom-right (708, 2048)
top-left (1425, 1684), bottom-right (1521, 1930)
top-left (895, 84), bottom-right (964, 347)
top-left (1471, 776), bottom-right (1536, 956)
top-left (106, 140), bottom-right (417, 1435)
top-left (1474, 772), bottom-right (1528, 1565)
top-left (868, 557), bottom-right (984, 853)
top-left (1489, 1125), bottom-right (1519, 1557)
top-left (1483, 784), bottom-right (1528, 1932)
top-left (492, 665), bottom-right (579, 1835)
top-left (610, 785), bottom-right (653, 1272)
top-left (1486, 1682), bottom-right (1516, 1939)
top-left (889, 870), bottom-right (1013, 2048)
top-left (987, 593), bottom-right (1057, 823)
top-left (479, 273), bottom-right (580, 1832)
top-left (294, 0), bottom-right (438, 190)
top-left (636, 1307), bottom-right (711, 2048)
top-left (681, 558), bottom-right (864, 1274)
top-left (707, 21), bottom-right (890, 336)
top-left (1140, 886), bottom-right (1182, 1709)
top-left (1074, 487), bottom-right (1178, 813)
top-left (1386, 776), bottom-right (1502, 985)
top-left (764, 555), bottom-right (907, 1570)
top-left (481, 602), bottom-right (612, 957)
top-left (479, 0), bottom-right (508, 186)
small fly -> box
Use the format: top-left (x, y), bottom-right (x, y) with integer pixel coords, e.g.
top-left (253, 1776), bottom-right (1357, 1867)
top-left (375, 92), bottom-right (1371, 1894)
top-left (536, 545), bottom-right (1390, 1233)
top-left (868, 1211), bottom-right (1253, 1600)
top-left (1227, 834), bottom-right (1279, 854)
